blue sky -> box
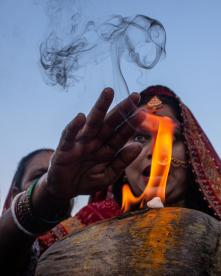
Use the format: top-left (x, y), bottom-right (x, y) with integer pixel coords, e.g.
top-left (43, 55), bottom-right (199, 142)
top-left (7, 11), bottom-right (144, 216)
top-left (0, 0), bottom-right (220, 213)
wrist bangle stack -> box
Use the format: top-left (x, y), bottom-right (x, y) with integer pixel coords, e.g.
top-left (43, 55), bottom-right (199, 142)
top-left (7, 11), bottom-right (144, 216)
top-left (11, 192), bottom-right (36, 237)
top-left (11, 178), bottom-right (70, 237)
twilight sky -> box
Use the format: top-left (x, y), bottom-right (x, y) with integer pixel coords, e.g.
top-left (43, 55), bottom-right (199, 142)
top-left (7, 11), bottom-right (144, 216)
top-left (0, 0), bottom-right (220, 213)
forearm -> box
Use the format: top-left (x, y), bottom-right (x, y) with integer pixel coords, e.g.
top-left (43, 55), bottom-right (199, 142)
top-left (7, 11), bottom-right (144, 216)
top-left (0, 175), bottom-right (71, 272)
top-left (0, 209), bottom-right (35, 270)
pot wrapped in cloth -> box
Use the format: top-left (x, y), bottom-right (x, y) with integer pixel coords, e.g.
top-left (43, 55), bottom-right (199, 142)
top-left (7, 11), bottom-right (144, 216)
top-left (35, 208), bottom-right (221, 276)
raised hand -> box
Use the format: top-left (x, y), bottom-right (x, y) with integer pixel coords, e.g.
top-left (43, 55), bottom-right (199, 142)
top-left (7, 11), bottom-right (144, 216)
top-left (46, 88), bottom-right (145, 201)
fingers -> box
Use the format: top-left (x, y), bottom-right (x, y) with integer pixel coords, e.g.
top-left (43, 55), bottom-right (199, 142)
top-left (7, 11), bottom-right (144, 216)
top-left (86, 108), bottom-right (146, 163)
top-left (56, 89), bottom-right (140, 151)
top-left (107, 142), bottom-right (142, 183)
top-left (76, 88), bottom-right (114, 141)
top-left (95, 92), bottom-right (141, 146)
top-left (104, 92), bottom-right (140, 132)
top-left (106, 109), bottom-right (146, 151)
top-left (58, 113), bottom-right (86, 151)
top-left (58, 87), bottom-right (113, 151)
top-left (80, 143), bottom-right (142, 193)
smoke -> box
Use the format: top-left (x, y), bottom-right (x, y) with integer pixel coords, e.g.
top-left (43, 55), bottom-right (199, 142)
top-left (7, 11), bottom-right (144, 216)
top-left (40, 14), bottom-right (166, 93)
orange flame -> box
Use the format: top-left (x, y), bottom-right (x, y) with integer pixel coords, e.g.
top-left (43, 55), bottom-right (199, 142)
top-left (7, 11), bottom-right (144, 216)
top-left (122, 113), bottom-right (175, 212)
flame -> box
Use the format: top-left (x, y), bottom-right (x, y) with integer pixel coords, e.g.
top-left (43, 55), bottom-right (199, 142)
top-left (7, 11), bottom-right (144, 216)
top-left (122, 113), bottom-right (175, 212)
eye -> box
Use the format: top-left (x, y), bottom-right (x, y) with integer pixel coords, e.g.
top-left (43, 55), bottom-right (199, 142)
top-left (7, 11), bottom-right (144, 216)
top-left (31, 174), bottom-right (43, 181)
top-left (133, 134), bottom-right (151, 144)
top-left (30, 170), bottom-right (48, 181)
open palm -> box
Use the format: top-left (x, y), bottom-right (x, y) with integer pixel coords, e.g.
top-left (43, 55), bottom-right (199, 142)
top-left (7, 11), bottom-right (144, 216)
top-left (46, 88), bottom-right (144, 201)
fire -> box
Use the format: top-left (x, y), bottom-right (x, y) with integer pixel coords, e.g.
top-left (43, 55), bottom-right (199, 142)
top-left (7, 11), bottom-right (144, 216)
top-left (121, 112), bottom-right (175, 212)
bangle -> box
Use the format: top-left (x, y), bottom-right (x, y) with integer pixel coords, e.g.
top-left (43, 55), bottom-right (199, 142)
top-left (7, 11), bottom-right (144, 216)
top-left (11, 192), bottom-right (36, 237)
top-left (11, 179), bottom-right (70, 236)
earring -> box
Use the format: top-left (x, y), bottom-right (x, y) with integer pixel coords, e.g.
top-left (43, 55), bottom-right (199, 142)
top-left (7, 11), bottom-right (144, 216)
top-left (171, 157), bottom-right (189, 169)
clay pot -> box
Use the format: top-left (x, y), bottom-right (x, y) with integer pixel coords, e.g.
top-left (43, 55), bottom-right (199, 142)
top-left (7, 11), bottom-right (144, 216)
top-left (36, 208), bottom-right (221, 275)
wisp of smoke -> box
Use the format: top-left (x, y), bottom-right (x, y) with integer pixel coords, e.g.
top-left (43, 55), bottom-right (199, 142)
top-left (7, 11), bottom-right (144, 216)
top-left (40, 14), bottom-right (166, 92)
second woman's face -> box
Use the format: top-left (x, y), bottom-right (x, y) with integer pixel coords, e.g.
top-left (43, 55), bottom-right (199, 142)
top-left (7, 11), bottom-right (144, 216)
top-left (125, 103), bottom-right (189, 205)
top-left (21, 151), bottom-right (53, 191)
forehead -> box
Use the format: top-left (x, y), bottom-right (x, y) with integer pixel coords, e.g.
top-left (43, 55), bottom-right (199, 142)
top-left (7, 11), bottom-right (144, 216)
top-left (142, 104), bottom-right (180, 125)
top-left (135, 104), bottom-right (181, 135)
top-left (23, 151), bottom-right (52, 179)
top-left (28, 151), bottom-right (52, 167)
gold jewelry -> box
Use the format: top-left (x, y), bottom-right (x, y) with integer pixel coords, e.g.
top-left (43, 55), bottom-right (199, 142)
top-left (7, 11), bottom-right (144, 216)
top-left (146, 96), bottom-right (163, 111)
top-left (171, 157), bottom-right (189, 169)
top-left (11, 179), bottom-right (70, 236)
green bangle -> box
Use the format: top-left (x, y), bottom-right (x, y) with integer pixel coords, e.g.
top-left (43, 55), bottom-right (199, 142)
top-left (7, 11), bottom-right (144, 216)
top-left (27, 178), bottom-right (39, 198)
top-left (28, 178), bottom-right (70, 224)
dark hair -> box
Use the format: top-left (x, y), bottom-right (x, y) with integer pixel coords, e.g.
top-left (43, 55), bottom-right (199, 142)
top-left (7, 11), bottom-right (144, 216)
top-left (12, 148), bottom-right (54, 192)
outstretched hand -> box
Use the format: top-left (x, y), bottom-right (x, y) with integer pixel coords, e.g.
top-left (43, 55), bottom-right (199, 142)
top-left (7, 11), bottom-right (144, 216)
top-left (46, 88), bottom-right (145, 201)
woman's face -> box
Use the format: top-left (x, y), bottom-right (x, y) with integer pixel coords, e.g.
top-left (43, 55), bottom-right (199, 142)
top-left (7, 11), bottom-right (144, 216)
top-left (125, 103), bottom-right (189, 205)
top-left (21, 151), bottom-right (53, 191)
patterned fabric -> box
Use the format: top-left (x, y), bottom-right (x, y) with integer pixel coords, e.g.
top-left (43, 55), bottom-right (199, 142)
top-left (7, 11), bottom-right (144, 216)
top-left (76, 199), bottom-right (122, 225)
top-left (37, 198), bottom-right (122, 254)
top-left (38, 223), bottom-right (70, 253)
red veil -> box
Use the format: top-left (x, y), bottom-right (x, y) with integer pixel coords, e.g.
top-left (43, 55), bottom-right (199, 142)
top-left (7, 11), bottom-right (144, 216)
top-left (143, 86), bottom-right (221, 219)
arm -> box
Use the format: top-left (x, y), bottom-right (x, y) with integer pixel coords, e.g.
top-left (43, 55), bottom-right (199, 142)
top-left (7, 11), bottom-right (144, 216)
top-left (0, 88), bottom-right (144, 272)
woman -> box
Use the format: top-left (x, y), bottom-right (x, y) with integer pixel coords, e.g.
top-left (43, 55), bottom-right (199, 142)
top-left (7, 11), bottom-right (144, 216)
top-left (121, 85), bottom-right (221, 215)
top-left (2, 149), bottom-right (54, 214)
top-left (38, 85), bottom-right (221, 255)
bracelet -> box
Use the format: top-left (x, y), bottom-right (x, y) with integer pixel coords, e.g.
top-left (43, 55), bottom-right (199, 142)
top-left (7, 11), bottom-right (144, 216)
top-left (11, 192), bottom-right (36, 237)
top-left (11, 179), bottom-right (70, 236)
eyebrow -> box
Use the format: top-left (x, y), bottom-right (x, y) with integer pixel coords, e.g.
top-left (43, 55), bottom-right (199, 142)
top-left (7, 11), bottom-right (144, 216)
top-left (133, 129), bottom-right (152, 136)
top-left (30, 168), bottom-right (48, 178)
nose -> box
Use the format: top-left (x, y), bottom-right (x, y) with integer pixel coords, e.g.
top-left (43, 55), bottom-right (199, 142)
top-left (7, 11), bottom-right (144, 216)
top-left (143, 143), bottom-right (152, 161)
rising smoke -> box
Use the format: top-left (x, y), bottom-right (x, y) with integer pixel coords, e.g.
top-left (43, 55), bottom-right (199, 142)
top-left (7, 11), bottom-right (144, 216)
top-left (40, 13), bottom-right (166, 93)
